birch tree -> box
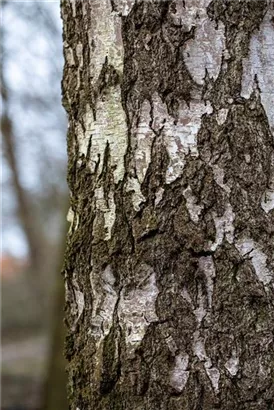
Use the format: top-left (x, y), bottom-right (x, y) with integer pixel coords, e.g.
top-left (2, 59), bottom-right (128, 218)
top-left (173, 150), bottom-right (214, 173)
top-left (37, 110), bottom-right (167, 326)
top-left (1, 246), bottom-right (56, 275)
top-left (61, 1), bottom-right (274, 409)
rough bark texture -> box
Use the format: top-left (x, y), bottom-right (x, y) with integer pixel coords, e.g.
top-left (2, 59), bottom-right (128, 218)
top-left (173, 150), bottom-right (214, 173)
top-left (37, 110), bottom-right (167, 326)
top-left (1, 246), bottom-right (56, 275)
top-left (61, 1), bottom-right (274, 409)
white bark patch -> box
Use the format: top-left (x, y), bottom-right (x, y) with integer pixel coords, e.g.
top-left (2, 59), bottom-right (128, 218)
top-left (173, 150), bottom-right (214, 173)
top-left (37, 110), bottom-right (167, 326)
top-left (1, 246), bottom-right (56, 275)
top-left (261, 153), bottom-right (274, 213)
top-left (183, 185), bottom-right (203, 223)
top-left (174, 0), bottom-right (225, 84)
top-left (170, 353), bottom-right (190, 392)
top-left (193, 331), bottom-right (220, 393)
top-left (212, 165), bottom-right (231, 194)
top-left (210, 203), bottom-right (235, 251)
top-left (199, 256), bottom-right (216, 309)
top-left (182, 286), bottom-right (207, 326)
top-left (205, 365), bottom-right (220, 393)
top-left (64, 44), bottom-right (75, 67)
top-left (181, 287), bottom-right (193, 305)
top-left (89, 265), bottom-right (118, 342)
top-left (94, 187), bottom-right (116, 240)
top-left (235, 238), bottom-right (272, 286)
top-left (241, 9), bottom-right (274, 135)
top-left (194, 285), bottom-right (207, 325)
top-left (67, 207), bottom-right (74, 233)
top-left (78, 88), bottom-right (128, 183)
top-left (118, 265), bottom-right (159, 356)
top-left (76, 42), bottom-right (83, 68)
top-left (66, 207), bottom-right (79, 233)
top-left (216, 108), bottom-right (229, 126)
top-left (104, 192), bottom-right (116, 241)
top-left (261, 188), bottom-right (274, 213)
top-left (192, 257), bottom-right (219, 392)
top-left (75, 121), bottom-right (87, 156)
top-left (112, 0), bottom-right (135, 16)
top-left (155, 187), bottom-right (164, 207)
top-left (74, 287), bottom-right (85, 330)
top-left (126, 177), bottom-right (146, 212)
top-left (149, 93), bottom-right (213, 184)
top-left (164, 99), bottom-right (213, 183)
top-left (166, 335), bottom-right (178, 356)
top-left (71, 0), bottom-right (76, 17)
top-left (133, 100), bottom-right (155, 184)
top-left (225, 349), bottom-right (239, 376)
top-left (74, 42), bottom-right (83, 89)
top-left (75, 0), bottom-right (128, 183)
top-left (88, 0), bottom-right (124, 82)
top-left (132, 93), bottom-right (213, 186)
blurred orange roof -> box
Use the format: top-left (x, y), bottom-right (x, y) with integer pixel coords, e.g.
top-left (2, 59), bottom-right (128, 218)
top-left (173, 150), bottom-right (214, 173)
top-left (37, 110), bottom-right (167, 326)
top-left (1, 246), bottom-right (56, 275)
top-left (0, 255), bottom-right (28, 280)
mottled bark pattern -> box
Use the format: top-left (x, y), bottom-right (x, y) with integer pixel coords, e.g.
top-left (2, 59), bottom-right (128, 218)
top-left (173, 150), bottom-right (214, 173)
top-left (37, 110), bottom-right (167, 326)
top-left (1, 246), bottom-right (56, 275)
top-left (61, 1), bottom-right (274, 409)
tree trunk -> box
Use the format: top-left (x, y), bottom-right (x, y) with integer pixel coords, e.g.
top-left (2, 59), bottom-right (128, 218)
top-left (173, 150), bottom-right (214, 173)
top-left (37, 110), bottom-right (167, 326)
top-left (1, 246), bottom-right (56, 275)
top-left (61, 1), bottom-right (274, 409)
top-left (1, 76), bottom-right (45, 277)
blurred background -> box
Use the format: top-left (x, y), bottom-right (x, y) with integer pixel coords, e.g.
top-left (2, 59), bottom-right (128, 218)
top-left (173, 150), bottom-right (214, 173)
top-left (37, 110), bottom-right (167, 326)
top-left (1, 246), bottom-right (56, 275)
top-left (1, 1), bottom-right (68, 409)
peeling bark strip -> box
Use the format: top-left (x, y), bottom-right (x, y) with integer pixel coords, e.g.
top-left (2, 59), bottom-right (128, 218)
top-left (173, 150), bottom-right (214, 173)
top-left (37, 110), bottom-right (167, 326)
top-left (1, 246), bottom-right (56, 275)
top-left (61, 1), bottom-right (274, 409)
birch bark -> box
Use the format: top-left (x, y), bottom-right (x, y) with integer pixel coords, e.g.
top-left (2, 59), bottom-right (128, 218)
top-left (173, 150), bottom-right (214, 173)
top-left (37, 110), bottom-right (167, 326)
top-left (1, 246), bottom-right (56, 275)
top-left (61, 1), bottom-right (274, 409)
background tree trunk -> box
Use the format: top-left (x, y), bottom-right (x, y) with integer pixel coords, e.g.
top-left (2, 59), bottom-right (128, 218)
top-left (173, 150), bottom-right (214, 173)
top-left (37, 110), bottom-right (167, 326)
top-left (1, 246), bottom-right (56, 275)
top-left (1, 76), bottom-right (45, 280)
top-left (61, 1), bottom-right (274, 409)
top-left (41, 207), bottom-right (69, 410)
